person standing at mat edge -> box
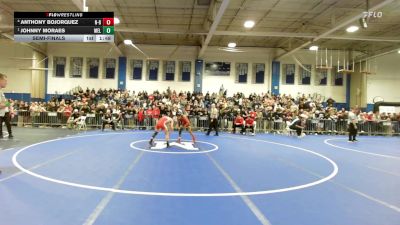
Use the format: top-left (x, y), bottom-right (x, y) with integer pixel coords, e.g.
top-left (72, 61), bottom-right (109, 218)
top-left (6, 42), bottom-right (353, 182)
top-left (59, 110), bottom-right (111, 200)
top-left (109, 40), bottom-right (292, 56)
top-left (206, 103), bottom-right (219, 136)
top-left (348, 107), bottom-right (359, 142)
top-left (0, 73), bottom-right (13, 139)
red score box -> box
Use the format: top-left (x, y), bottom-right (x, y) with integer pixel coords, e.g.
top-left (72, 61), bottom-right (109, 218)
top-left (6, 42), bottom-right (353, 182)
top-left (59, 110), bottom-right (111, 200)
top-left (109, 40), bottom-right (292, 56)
top-left (102, 18), bottom-right (114, 26)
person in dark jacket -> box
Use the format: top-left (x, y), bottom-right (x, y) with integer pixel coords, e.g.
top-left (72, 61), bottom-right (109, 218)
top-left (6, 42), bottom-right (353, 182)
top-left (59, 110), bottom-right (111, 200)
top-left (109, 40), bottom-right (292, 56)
top-left (102, 109), bottom-right (115, 131)
top-left (289, 114), bottom-right (308, 137)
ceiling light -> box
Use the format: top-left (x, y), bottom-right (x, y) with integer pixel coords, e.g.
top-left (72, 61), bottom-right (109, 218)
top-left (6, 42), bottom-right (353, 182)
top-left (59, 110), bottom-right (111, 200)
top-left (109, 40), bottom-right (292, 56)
top-left (398, 50), bottom-right (400, 54)
top-left (228, 42), bottom-right (236, 48)
top-left (114, 17), bottom-right (120, 24)
top-left (346, 26), bottom-right (359, 33)
top-left (244, 20), bottom-right (255, 28)
top-left (218, 47), bottom-right (245, 53)
top-left (123, 39), bottom-right (133, 45)
top-left (309, 45), bottom-right (318, 51)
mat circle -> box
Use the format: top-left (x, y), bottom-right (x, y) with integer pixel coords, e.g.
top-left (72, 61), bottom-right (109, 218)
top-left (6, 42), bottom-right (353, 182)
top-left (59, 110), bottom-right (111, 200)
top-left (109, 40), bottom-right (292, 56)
top-left (130, 139), bottom-right (219, 154)
top-left (12, 132), bottom-right (339, 197)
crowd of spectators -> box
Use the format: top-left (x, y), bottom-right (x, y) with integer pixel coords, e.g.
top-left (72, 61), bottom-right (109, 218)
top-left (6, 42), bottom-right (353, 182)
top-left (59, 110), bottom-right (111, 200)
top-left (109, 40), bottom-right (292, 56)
top-left (4, 87), bottom-right (399, 136)
top-left (9, 87), bottom-right (400, 126)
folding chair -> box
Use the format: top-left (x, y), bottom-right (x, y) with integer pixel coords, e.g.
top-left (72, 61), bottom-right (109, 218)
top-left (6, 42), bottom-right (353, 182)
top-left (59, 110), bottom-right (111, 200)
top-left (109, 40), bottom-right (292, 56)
top-left (76, 116), bottom-right (87, 131)
top-left (284, 121), bottom-right (297, 136)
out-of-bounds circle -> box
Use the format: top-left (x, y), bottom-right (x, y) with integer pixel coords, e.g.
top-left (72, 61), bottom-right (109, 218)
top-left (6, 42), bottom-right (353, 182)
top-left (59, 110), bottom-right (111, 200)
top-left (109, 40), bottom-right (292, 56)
top-left (324, 138), bottom-right (400, 160)
top-left (12, 132), bottom-right (339, 197)
top-left (130, 139), bottom-right (218, 154)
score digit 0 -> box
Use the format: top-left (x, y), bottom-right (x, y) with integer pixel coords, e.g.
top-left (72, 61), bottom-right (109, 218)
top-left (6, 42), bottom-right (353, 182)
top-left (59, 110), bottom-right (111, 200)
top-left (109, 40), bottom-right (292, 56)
top-left (103, 18), bottom-right (114, 26)
top-left (103, 26), bottom-right (114, 34)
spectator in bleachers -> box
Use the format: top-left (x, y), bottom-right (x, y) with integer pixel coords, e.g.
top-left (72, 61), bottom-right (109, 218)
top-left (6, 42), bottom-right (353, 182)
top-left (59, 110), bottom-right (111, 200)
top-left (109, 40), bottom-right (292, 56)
top-left (232, 114), bottom-right (245, 134)
top-left (137, 107), bottom-right (145, 129)
top-left (82, 102), bottom-right (92, 114)
top-left (67, 109), bottom-right (80, 129)
top-left (152, 105), bottom-right (160, 121)
top-left (326, 97), bottom-right (335, 107)
top-left (244, 115), bottom-right (256, 135)
top-left (101, 109), bottom-right (115, 131)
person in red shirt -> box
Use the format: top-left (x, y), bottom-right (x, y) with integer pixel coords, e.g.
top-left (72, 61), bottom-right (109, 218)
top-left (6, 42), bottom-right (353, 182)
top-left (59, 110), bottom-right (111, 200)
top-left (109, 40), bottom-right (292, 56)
top-left (149, 115), bottom-right (174, 147)
top-left (152, 105), bottom-right (160, 120)
top-left (176, 110), bottom-right (196, 143)
top-left (146, 107), bottom-right (153, 118)
top-left (146, 107), bottom-right (154, 127)
top-left (249, 110), bottom-right (257, 131)
top-left (249, 110), bottom-right (257, 119)
top-left (232, 114), bottom-right (245, 134)
top-left (149, 95), bottom-right (154, 101)
top-left (137, 108), bottom-right (145, 129)
top-left (64, 104), bottom-right (73, 118)
top-left (244, 116), bottom-right (255, 135)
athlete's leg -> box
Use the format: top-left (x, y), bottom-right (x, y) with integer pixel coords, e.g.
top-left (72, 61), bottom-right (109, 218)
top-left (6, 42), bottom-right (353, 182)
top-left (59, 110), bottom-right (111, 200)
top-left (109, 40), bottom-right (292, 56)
top-left (188, 126), bottom-right (196, 143)
top-left (149, 128), bottom-right (160, 145)
top-left (165, 127), bottom-right (170, 147)
top-left (177, 126), bottom-right (183, 143)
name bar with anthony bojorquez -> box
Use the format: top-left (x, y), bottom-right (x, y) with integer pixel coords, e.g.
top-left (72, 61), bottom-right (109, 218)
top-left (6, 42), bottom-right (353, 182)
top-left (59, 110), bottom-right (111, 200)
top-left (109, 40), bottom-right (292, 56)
top-left (14, 12), bottom-right (114, 18)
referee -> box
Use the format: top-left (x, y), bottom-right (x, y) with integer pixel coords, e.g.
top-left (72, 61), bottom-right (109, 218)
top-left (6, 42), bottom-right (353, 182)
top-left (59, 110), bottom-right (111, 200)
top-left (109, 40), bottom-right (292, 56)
top-left (1, 73), bottom-right (13, 175)
top-left (348, 107), bottom-right (359, 142)
top-left (206, 103), bottom-right (219, 136)
top-left (0, 73), bottom-right (13, 140)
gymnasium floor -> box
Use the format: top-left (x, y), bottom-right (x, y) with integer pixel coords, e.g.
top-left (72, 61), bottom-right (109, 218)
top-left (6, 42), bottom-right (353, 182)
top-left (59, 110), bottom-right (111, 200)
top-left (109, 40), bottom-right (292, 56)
top-left (0, 128), bottom-right (399, 225)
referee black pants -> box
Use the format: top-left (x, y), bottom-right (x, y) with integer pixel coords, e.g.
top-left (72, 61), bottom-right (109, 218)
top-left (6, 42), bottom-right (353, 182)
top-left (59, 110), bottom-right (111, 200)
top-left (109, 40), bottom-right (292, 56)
top-left (348, 123), bottom-right (358, 141)
top-left (102, 121), bottom-right (115, 130)
top-left (0, 112), bottom-right (12, 137)
top-left (289, 125), bottom-right (302, 136)
top-left (232, 124), bottom-right (244, 134)
top-left (207, 118), bottom-right (219, 135)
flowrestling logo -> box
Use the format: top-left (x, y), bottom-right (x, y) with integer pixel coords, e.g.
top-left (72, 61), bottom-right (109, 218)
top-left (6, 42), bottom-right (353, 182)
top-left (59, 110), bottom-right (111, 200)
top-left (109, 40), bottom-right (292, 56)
top-left (360, 11), bottom-right (383, 29)
top-left (363, 11), bottom-right (383, 18)
top-left (151, 141), bottom-right (199, 151)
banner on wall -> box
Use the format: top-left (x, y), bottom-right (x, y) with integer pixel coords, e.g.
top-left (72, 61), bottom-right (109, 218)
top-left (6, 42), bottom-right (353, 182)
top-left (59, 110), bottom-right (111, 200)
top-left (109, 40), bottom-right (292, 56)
top-left (165, 61), bottom-right (175, 80)
top-left (70, 57), bottom-right (83, 77)
top-left (379, 106), bottom-right (399, 113)
top-left (149, 60), bottom-right (159, 70)
top-left (132, 60), bottom-right (143, 80)
top-left (133, 60), bottom-right (143, 69)
top-left (236, 63), bottom-right (248, 83)
top-left (255, 63), bottom-right (264, 73)
top-left (148, 60), bottom-right (159, 80)
top-left (255, 63), bottom-right (265, 83)
top-left (166, 61), bottom-right (175, 74)
top-left (181, 61), bottom-right (191, 81)
top-left (205, 62), bottom-right (230, 76)
top-left (237, 63), bottom-right (248, 75)
top-left (182, 61), bottom-right (191, 72)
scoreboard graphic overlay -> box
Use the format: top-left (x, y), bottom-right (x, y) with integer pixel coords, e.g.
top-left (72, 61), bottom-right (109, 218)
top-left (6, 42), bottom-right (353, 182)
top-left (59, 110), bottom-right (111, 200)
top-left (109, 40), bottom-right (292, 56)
top-left (14, 12), bottom-right (114, 42)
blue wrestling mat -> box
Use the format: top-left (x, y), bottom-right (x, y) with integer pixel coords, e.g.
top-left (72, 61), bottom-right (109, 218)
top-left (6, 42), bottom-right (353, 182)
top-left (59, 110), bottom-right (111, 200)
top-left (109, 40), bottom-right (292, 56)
top-left (0, 131), bottom-right (399, 225)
